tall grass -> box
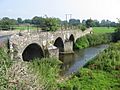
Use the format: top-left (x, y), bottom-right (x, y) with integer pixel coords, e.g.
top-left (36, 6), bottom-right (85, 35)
top-left (0, 48), bottom-right (12, 90)
top-left (28, 58), bottom-right (61, 90)
top-left (0, 47), bottom-right (61, 90)
top-left (58, 42), bottom-right (120, 90)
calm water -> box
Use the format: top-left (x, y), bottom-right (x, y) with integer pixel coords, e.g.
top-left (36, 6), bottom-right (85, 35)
top-left (60, 44), bottom-right (109, 76)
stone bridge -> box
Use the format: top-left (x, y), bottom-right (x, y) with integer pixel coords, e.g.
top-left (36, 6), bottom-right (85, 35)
top-left (8, 28), bottom-right (92, 61)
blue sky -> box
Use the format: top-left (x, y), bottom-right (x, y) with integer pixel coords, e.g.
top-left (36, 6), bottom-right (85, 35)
top-left (0, 0), bottom-right (120, 22)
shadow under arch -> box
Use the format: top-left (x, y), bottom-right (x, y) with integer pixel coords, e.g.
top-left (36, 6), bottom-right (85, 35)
top-left (69, 34), bottom-right (75, 42)
top-left (69, 34), bottom-right (75, 50)
top-left (54, 37), bottom-right (64, 52)
top-left (22, 43), bottom-right (44, 61)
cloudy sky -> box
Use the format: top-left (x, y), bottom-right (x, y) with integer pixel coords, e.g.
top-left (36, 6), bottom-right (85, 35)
top-left (0, 0), bottom-right (120, 22)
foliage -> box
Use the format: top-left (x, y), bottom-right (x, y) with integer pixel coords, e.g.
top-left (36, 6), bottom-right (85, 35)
top-left (86, 42), bottom-right (120, 72)
top-left (0, 48), bottom-right (12, 90)
top-left (41, 17), bottom-right (61, 31)
top-left (32, 16), bottom-right (44, 27)
top-left (92, 20), bottom-right (100, 27)
top-left (75, 36), bottom-right (89, 49)
top-left (0, 17), bottom-right (17, 30)
top-left (23, 19), bottom-right (32, 24)
top-left (58, 42), bottom-right (120, 90)
top-left (100, 19), bottom-right (117, 27)
top-left (69, 19), bottom-right (80, 26)
top-left (86, 33), bottom-right (112, 46)
top-left (80, 24), bottom-right (86, 31)
top-left (113, 19), bottom-right (120, 41)
top-left (86, 19), bottom-right (94, 28)
top-left (29, 58), bottom-right (61, 90)
top-left (75, 33), bottom-right (112, 49)
top-left (0, 48), bottom-right (61, 90)
top-left (17, 18), bottom-right (23, 24)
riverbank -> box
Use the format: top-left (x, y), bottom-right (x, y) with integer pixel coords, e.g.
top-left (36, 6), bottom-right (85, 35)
top-left (58, 42), bottom-right (120, 90)
top-left (1, 42), bottom-right (120, 90)
top-left (0, 48), bottom-right (61, 90)
top-left (75, 33), bottom-right (112, 49)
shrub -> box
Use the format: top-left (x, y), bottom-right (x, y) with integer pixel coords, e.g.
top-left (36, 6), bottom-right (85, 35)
top-left (75, 33), bottom-right (112, 49)
top-left (75, 36), bottom-right (89, 49)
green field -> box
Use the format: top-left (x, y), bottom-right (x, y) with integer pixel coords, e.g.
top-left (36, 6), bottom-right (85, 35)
top-left (93, 27), bottom-right (115, 33)
top-left (15, 25), bottom-right (41, 30)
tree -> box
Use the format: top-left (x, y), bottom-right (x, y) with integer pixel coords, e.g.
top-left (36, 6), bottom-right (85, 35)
top-left (113, 19), bottom-right (120, 41)
top-left (41, 17), bottom-right (61, 31)
top-left (69, 19), bottom-right (80, 26)
top-left (86, 19), bottom-right (93, 28)
top-left (32, 16), bottom-right (44, 27)
top-left (23, 19), bottom-right (32, 24)
top-left (100, 20), bottom-right (106, 27)
top-left (82, 20), bottom-right (86, 25)
top-left (92, 20), bottom-right (100, 27)
top-left (17, 18), bottom-right (23, 24)
top-left (0, 17), bottom-right (17, 30)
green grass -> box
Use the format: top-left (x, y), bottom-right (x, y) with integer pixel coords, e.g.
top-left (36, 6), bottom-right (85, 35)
top-left (15, 25), bottom-right (41, 30)
top-left (29, 58), bottom-right (61, 90)
top-left (0, 48), bottom-right (12, 90)
top-left (93, 27), bottom-right (115, 34)
top-left (59, 42), bottom-right (120, 90)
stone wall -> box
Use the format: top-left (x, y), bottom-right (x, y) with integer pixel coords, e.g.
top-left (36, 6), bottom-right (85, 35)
top-left (8, 28), bottom-right (92, 61)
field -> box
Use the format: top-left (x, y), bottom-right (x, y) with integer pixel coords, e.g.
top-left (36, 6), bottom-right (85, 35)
top-left (93, 27), bottom-right (115, 34)
top-left (15, 25), bottom-right (41, 30)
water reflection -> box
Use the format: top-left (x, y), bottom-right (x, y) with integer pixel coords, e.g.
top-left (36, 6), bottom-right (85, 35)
top-left (60, 44), bottom-right (109, 76)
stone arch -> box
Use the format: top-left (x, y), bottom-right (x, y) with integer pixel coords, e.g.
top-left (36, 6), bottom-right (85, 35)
top-left (69, 34), bottom-right (75, 42)
top-left (54, 37), bottom-right (64, 52)
top-left (22, 43), bottom-right (44, 61)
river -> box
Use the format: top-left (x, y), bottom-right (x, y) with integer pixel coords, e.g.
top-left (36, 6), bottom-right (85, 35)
top-left (60, 44), bottom-right (109, 76)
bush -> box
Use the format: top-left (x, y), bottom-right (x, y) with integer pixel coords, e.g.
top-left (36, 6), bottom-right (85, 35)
top-left (75, 36), bottom-right (89, 49)
top-left (79, 24), bottom-right (86, 31)
top-left (86, 42), bottom-right (120, 72)
top-left (41, 17), bottom-right (61, 31)
top-left (29, 58), bottom-right (61, 90)
top-left (75, 33), bottom-right (112, 49)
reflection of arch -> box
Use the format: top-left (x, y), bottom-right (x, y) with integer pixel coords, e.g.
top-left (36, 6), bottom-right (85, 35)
top-left (22, 43), bottom-right (44, 61)
top-left (69, 34), bottom-right (75, 42)
top-left (54, 37), bottom-right (64, 52)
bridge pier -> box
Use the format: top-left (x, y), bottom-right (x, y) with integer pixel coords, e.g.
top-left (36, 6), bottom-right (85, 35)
top-left (47, 45), bottom-right (59, 58)
top-left (62, 41), bottom-right (74, 54)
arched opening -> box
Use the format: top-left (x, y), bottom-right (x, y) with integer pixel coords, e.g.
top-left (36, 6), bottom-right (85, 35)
top-left (54, 37), bottom-right (64, 52)
top-left (69, 34), bottom-right (75, 42)
top-left (22, 43), bottom-right (44, 61)
top-left (69, 34), bottom-right (75, 50)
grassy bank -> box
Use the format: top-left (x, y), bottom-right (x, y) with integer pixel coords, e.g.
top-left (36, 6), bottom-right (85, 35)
top-left (93, 27), bottom-right (115, 34)
top-left (0, 48), bottom-right (61, 90)
top-left (0, 48), bottom-right (12, 90)
top-left (75, 33), bottom-right (112, 49)
top-left (59, 42), bottom-right (120, 90)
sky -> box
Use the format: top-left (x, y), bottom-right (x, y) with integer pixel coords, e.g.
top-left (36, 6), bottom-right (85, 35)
top-left (0, 0), bottom-right (120, 22)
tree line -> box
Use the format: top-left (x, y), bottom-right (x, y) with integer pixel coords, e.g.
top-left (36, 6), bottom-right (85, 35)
top-left (0, 16), bottom-right (118, 31)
